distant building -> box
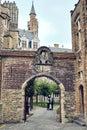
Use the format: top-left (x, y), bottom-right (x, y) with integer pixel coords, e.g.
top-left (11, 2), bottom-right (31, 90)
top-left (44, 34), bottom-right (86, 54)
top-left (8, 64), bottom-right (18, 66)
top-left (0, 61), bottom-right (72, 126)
top-left (0, 1), bottom-right (18, 49)
top-left (49, 44), bottom-right (72, 52)
top-left (18, 29), bottom-right (39, 50)
top-left (0, 1), bottom-right (39, 50)
top-left (18, 1), bottom-right (40, 50)
top-left (0, 1), bottom-right (10, 48)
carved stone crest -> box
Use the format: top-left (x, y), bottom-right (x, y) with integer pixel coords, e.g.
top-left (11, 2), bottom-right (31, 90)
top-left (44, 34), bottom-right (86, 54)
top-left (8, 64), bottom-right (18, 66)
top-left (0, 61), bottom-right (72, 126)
top-left (34, 46), bottom-right (53, 65)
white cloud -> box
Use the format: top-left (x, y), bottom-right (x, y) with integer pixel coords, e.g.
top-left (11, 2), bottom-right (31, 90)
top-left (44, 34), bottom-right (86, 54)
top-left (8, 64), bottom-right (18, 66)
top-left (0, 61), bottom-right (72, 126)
top-left (1, 0), bottom-right (5, 3)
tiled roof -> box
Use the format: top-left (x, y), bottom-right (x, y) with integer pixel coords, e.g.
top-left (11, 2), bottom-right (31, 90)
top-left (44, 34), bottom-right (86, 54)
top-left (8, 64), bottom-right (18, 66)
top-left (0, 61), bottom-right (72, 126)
top-left (49, 47), bottom-right (72, 52)
top-left (18, 29), bottom-right (34, 41)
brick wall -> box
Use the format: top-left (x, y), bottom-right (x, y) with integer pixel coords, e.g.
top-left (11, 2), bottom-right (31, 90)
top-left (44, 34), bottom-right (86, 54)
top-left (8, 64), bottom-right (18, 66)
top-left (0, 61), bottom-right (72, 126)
top-left (71, 0), bottom-right (87, 121)
top-left (0, 50), bottom-right (76, 122)
top-left (2, 89), bottom-right (23, 122)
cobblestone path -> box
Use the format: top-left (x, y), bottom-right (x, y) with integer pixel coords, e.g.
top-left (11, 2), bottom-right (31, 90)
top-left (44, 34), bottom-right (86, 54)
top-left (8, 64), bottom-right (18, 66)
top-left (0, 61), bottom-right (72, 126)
top-left (0, 106), bottom-right (87, 130)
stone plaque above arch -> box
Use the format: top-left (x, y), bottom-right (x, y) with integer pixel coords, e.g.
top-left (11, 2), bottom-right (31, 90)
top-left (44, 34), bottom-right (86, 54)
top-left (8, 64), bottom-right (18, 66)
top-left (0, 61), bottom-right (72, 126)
top-left (34, 46), bottom-right (53, 65)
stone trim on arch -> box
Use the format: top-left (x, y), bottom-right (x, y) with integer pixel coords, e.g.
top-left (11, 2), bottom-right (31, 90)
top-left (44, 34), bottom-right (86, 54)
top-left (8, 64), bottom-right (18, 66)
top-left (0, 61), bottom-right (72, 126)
top-left (22, 73), bottom-right (61, 88)
top-left (59, 83), bottom-right (65, 123)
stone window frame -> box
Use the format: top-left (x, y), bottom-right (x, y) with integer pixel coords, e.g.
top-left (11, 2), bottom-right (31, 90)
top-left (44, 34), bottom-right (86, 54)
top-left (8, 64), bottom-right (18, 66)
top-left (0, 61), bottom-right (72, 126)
top-left (74, 13), bottom-right (82, 51)
top-left (28, 41), bottom-right (32, 48)
top-left (33, 42), bottom-right (38, 49)
top-left (22, 40), bottom-right (27, 48)
top-left (78, 71), bottom-right (83, 80)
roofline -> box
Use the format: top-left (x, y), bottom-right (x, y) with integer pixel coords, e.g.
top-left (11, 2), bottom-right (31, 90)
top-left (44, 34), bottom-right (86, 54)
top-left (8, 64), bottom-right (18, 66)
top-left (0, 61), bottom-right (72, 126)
top-left (70, 0), bottom-right (80, 16)
top-left (0, 49), bottom-right (76, 60)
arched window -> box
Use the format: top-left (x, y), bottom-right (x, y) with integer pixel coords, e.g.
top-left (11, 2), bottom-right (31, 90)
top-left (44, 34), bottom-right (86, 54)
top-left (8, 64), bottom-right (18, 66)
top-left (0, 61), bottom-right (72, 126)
top-left (79, 85), bottom-right (84, 115)
top-left (78, 19), bottom-right (82, 49)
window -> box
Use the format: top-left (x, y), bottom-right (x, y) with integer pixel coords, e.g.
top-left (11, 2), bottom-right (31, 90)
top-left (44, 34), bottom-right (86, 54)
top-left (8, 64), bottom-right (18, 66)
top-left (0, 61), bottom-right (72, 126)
top-left (77, 19), bottom-right (82, 49)
top-left (86, 0), bottom-right (87, 5)
top-left (74, 15), bottom-right (82, 51)
top-left (78, 71), bottom-right (83, 79)
top-left (22, 40), bottom-right (27, 48)
top-left (33, 42), bottom-right (38, 49)
top-left (28, 41), bottom-right (32, 48)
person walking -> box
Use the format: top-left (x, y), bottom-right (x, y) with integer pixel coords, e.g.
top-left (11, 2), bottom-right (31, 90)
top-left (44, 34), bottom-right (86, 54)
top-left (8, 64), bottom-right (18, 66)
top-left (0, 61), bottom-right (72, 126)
top-left (47, 95), bottom-right (51, 110)
top-left (51, 98), bottom-right (54, 110)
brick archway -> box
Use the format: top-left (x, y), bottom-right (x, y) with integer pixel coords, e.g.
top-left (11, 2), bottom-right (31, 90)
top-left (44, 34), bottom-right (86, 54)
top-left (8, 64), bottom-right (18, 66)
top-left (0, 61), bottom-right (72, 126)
top-left (0, 49), bottom-right (75, 122)
top-left (22, 73), bottom-right (65, 123)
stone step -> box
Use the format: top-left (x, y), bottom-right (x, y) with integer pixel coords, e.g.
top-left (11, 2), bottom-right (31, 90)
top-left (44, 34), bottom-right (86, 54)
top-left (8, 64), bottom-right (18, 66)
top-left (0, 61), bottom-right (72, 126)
top-left (73, 119), bottom-right (86, 126)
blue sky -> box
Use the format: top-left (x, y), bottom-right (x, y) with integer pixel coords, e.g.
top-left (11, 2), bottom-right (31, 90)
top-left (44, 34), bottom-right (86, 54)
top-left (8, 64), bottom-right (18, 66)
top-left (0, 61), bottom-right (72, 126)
top-left (2, 0), bottom-right (79, 48)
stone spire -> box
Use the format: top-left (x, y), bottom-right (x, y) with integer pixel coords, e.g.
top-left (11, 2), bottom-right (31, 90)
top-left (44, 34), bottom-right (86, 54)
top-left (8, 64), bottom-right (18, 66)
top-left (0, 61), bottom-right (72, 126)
top-left (30, 1), bottom-right (36, 15)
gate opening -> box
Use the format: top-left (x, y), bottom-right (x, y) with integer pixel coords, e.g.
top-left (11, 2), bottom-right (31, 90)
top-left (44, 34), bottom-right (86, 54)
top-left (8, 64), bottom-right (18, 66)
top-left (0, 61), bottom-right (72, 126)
top-left (22, 74), bottom-right (65, 123)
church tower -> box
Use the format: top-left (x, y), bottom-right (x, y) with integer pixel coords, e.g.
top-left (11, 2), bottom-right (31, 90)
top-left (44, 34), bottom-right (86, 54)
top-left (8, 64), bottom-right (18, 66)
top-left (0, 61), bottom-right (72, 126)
top-left (3, 1), bottom-right (19, 49)
top-left (27, 1), bottom-right (39, 49)
top-left (3, 1), bottom-right (18, 30)
top-left (28, 1), bottom-right (38, 33)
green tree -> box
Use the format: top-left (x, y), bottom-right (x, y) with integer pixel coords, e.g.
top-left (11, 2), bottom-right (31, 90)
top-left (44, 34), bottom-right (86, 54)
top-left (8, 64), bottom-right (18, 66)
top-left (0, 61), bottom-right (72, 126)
top-left (34, 80), bottom-right (51, 105)
top-left (33, 79), bottom-right (60, 106)
top-left (26, 79), bottom-right (35, 110)
top-left (33, 80), bottom-right (41, 104)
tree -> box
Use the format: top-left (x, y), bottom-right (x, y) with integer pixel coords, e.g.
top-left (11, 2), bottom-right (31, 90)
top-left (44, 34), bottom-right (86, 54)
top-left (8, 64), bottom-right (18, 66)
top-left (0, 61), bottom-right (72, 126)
top-left (39, 81), bottom-right (51, 106)
top-left (34, 80), bottom-right (51, 105)
top-left (33, 80), bottom-right (41, 104)
top-left (26, 79), bottom-right (35, 110)
top-left (33, 79), bottom-right (60, 106)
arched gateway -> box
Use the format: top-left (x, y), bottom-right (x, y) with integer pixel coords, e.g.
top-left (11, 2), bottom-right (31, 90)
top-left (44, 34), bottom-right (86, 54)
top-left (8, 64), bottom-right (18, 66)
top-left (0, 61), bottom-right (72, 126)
top-left (0, 46), bottom-right (76, 123)
top-left (22, 73), bottom-right (65, 123)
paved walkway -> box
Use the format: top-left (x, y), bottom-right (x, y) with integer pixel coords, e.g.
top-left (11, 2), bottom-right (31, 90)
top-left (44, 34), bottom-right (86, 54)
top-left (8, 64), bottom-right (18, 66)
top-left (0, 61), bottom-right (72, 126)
top-left (0, 106), bottom-right (87, 130)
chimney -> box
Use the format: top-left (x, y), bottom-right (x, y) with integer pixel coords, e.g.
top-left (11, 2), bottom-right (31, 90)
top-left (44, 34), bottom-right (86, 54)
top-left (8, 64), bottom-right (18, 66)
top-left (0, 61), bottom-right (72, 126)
top-left (54, 44), bottom-right (59, 48)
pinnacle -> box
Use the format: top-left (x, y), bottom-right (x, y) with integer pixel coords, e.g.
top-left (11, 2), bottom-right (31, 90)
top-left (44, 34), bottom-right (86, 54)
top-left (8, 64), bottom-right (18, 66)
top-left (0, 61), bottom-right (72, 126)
top-left (30, 1), bottom-right (36, 15)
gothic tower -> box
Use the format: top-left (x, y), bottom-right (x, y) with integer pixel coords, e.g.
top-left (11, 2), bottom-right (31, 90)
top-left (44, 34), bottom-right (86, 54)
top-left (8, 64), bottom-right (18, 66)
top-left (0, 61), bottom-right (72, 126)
top-left (3, 1), bottom-right (19, 49)
top-left (0, 1), bottom-right (10, 48)
top-left (28, 1), bottom-right (38, 33)
top-left (27, 1), bottom-right (39, 49)
top-left (3, 1), bottom-right (18, 30)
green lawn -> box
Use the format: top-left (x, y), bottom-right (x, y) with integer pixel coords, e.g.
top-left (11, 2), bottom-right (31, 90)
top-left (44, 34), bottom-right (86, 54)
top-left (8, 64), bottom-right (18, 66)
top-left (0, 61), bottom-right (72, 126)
top-left (33, 100), bottom-right (59, 108)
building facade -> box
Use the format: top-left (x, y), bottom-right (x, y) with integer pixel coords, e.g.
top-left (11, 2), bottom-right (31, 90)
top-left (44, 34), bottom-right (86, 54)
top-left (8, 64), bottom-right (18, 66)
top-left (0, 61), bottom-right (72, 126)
top-left (18, 1), bottom-right (39, 50)
top-left (0, 1), bottom-right (18, 49)
top-left (0, 47), bottom-right (76, 123)
top-left (0, 2), bottom-right (10, 48)
top-left (0, 1), bottom-right (39, 50)
top-left (71, 0), bottom-right (87, 122)
top-left (0, 0), bottom-right (87, 124)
